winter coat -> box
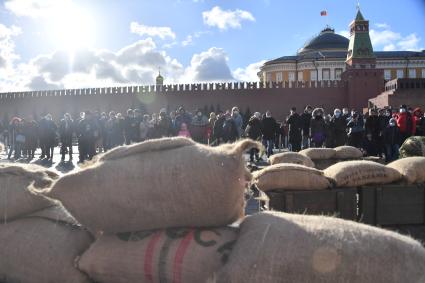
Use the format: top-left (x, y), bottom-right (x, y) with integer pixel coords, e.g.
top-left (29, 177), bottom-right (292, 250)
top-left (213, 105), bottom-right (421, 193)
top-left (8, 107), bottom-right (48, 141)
top-left (300, 112), bottom-right (311, 135)
top-left (222, 118), bottom-right (239, 143)
top-left (59, 119), bottom-right (74, 146)
top-left (384, 125), bottom-right (401, 146)
top-left (365, 115), bottom-right (381, 138)
top-left (245, 116), bottom-right (262, 140)
top-left (286, 113), bottom-right (302, 141)
top-left (261, 117), bottom-right (278, 140)
top-left (395, 112), bottom-right (416, 135)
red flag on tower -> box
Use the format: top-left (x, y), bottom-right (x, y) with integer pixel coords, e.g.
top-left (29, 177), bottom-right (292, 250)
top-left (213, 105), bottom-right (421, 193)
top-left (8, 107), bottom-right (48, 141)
top-left (320, 10), bottom-right (327, 16)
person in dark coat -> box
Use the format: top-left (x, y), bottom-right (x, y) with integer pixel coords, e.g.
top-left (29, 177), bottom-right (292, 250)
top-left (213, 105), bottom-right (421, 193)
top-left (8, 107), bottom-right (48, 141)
top-left (347, 111), bottom-right (364, 148)
top-left (23, 117), bottom-right (38, 160)
top-left (245, 112), bottom-right (262, 162)
top-left (123, 109), bottom-right (135, 145)
top-left (383, 118), bottom-right (401, 162)
top-left (222, 111), bottom-right (239, 143)
top-left (212, 112), bottom-right (225, 145)
top-left (286, 107), bottom-right (302, 152)
top-left (331, 108), bottom-right (347, 147)
top-left (261, 110), bottom-right (278, 157)
top-left (413, 108), bottom-right (424, 136)
top-left (39, 114), bottom-right (57, 160)
top-left (362, 132), bottom-right (380, 157)
top-left (157, 109), bottom-right (174, 138)
top-left (365, 108), bottom-right (381, 145)
top-left (324, 114), bottom-right (334, 148)
top-left (300, 105), bottom-right (313, 149)
top-left (59, 113), bottom-right (74, 162)
top-left (7, 117), bottom-right (23, 160)
top-left (310, 108), bottom-right (326, 148)
top-left (78, 111), bottom-right (99, 163)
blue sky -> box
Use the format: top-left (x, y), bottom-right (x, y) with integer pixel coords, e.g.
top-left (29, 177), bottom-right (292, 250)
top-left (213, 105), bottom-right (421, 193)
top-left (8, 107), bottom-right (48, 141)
top-left (0, 0), bottom-right (424, 91)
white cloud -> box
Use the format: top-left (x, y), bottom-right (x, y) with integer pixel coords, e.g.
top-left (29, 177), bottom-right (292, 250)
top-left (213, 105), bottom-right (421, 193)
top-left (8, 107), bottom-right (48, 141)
top-left (130, 22), bottom-right (176, 40)
top-left (233, 60), bottom-right (265, 82)
top-left (375, 23), bottom-right (390, 29)
top-left (202, 6), bottom-right (255, 30)
top-left (181, 31), bottom-right (210, 47)
top-left (397, 34), bottom-right (421, 51)
top-left (370, 29), bottom-right (401, 46)
top-left (0, 24), bottom-right (21, 71)
top-left (183, 47), bottom-right (234, 82)
top-left (4, 0), bottom-right (72, 18)
top-left (383, 44), bottom-right (396, 51)
top-left (338, 30), bottom-right (350, 39)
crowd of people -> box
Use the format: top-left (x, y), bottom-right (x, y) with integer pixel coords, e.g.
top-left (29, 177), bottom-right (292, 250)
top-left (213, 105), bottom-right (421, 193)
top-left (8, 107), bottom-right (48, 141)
top-left (1, 104), bottom-right (424, 164)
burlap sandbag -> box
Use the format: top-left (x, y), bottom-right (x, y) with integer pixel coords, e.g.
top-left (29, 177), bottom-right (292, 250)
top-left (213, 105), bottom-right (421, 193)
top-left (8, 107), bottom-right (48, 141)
top-left (0, 217), bottom-right (93, 283)
top-left (324, 160), bottom-right (402, 187)
top-left (38, 137), bottom-right (261, 233)
top-left (387, 157), bottom-right (425, 184)
top-left (252, 164), bottom-right (330, 191)
top-left (28, 204), bottom-right (80, 226)
top-left (269, 152), bottom-right (315, 168)
top-left (334, 146), bottom-right (363, 159)
top-left (0, 163), bottom-right (58, 223)
top-left (217, 212), bottom-right (425, 283)
top-left (299, 148), bottom-right (336, 160)
top-left (399, 136), bottom-right (425, 158)
top-left (78, 227), bottom-right (237, 283)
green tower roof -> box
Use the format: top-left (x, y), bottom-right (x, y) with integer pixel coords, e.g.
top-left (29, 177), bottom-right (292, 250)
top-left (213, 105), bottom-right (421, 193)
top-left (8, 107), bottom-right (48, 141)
top-left (355, 10), bottom-right (365, 21)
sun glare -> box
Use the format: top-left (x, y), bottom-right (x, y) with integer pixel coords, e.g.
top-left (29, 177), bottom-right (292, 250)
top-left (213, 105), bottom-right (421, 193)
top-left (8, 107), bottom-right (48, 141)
top-left (46, 3), bottom-right (96, 54)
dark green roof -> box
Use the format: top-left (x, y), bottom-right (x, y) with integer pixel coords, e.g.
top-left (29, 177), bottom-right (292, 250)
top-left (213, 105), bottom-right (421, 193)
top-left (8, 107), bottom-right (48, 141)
top-left (355, 10), bottom-right (365, 21)
top-left (298, 28), bottom-right (349, 54)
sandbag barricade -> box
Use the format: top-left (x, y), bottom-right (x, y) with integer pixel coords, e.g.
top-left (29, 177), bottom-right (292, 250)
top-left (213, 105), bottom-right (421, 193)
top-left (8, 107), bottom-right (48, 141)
top-left (217, 212), bottom-right (425, 283)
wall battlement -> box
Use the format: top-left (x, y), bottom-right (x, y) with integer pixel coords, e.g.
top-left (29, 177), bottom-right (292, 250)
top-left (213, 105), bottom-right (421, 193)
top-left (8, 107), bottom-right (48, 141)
top-left (0, 80), bottom-right (345, 100)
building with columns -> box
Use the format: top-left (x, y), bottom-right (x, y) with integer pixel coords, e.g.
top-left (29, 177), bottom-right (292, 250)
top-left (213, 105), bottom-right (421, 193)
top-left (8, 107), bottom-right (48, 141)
top-left (258, 10), bottom-right (425, 83)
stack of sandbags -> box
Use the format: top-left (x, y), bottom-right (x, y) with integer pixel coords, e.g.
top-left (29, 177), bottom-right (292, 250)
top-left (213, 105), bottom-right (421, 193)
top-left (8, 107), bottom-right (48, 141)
top-left (0, 163), bottom-right (93, 283)
top-left (37, 137), bottom-right (260, 282)
top-left (252, 163), bottom-right (330, 191)
top-left (324, 160), bottom-right (402, 187)
top-left (269, 152), bottom-right (315, 168)
top-left (0, 163), bottom-right (58, 222)
top-left (399, 136), bottom-right (425, 158)
top-left (387, 157), bottom-right (425, 184)
top-left (334, 145), bottom-right (363, 159)
top-left (217, 212), bottom-right (425, 283)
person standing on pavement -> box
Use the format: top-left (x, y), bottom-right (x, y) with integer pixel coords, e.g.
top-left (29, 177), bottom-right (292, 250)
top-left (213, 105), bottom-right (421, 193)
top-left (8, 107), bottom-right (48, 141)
top-left (78, 111), bottom-right (98, 163)
top-left (286, 107), bottom-right (302, 152)
top-left (261, 110), bottom-right (278, 157)
top-left (245, 112), bottom-right (262, 162)
top-left (231, 107), bottom-right (243, 138)
top-left (59, 113), bottom-right (74, 162)
top-left (300, 105), bottom-right (313, 149)
top-left (331, 108), bottom-right (347, 146)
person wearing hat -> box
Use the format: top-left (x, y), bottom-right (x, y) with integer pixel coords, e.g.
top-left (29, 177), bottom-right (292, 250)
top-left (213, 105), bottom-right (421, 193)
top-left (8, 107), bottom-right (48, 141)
top-left (383, 118), bottom-right (401, 162)
top-left (395, 104), bottom-right (416, 144)
top-left (300, 105), bottom-right (313, 149)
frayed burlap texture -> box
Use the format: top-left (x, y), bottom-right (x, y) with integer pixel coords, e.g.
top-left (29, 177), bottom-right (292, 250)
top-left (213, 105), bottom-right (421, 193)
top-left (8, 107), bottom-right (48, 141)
top-left (28, 205), bottom-right (80, 226)
top-left (299, 148), bottom-right (336, 160)
top-left (269, 152), bottom-right (315, 168)
top-left (78, 227), bottom-right (238, 283)
top-left (252, 164), bottom-right (330, 191)
top-left (0, 163), bottom-right (58, 223)
top-left (334, 146), bottom-right (363, 159)
top-left (387, 157), bottom-right (425, 184)
top-left (0, 217), bottom-right (93, 283)
top-left (40, 137), bottom-right (261, 233)
top-left (217, 212), bottom-right (425, 283)
top-left (324, 160), bottom-right (402, 187)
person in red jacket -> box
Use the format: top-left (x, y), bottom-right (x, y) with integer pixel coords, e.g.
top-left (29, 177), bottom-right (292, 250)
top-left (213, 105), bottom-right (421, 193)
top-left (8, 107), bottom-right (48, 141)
top-left (413, 107), bottom-right (424, 136)
top-left (395, 105), bottom-right (416, 144)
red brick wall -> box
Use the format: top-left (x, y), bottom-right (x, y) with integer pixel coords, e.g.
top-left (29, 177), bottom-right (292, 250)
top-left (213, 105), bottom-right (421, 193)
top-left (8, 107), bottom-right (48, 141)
top-left (0, 85), bottom-right (347, 122)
